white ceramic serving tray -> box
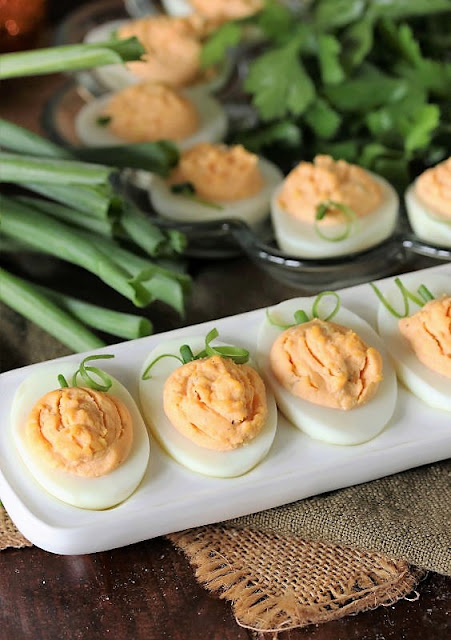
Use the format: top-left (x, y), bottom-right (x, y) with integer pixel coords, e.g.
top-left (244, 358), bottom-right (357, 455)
top-left (0, 265), bottom-right (450, 555)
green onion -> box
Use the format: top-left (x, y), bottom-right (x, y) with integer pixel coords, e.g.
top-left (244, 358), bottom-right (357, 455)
top-left (16, 196), bottom-right (116, 237)
top-left (22, 182), bottom-right (121, 220)
top-left (96, 116), bottom-right (112, 127)
top-left (394, 277), bottom-right (425, 308)
top-left (75, 140), bottom-right (180, 176)
top-left (371, 278), bottom-right (436, 318)
top-left (170, 182), bottom-right (224, 210)
top-left (265, 308), bottom-right (295, 329)
top-left (72, 354), bottom-right (114, 391)
top-left (418, 284), bottom-right (434, 303)
top-left (204, 328), bottom-right (250, 364)
top-left (311, 291), bottom-right (341, 321)
top-left (1, 196), bottom-right (153, 307)
top-left (314, 200), bottom-right (357, 241)
top-left (0, 37), bottom-right (145, 79)
top-left (34, 284), bottom-right (153, 341)
top-left (294, 310), bottom-right (310, 324)
top-left (58, 375), bottom-right (69, 388)
top-left (180, 344), bottom-right (195, 363)
top-left (141, 353), bottom-right (184, 380)
top-left (0, 152), bottom-right (114, 186)
top-left (0, 267), bottom-right (105, 353)
top-left (141, 328), bottom-right (250, 379)
top-left (0, 117), bottom-right (72, 158)
top-left (119, 201), bottom-right (167, 257)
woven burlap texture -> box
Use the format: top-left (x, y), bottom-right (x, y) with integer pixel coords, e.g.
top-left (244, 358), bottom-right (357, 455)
top-left (169, 526), bottom-right (424, 632)
top-left (0, 506), bottom-right (32, 550)
top-left (225, 460), bottom-right (451, 576)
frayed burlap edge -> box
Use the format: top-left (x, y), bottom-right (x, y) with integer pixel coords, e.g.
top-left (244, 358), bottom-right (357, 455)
top-left (0, 506), bottom-right (32, 550)
top-left (168, 526), bottom-right (425, 633)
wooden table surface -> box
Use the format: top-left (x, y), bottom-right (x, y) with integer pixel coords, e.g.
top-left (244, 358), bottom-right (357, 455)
top-left (0, 69), bottom-right (450, 640)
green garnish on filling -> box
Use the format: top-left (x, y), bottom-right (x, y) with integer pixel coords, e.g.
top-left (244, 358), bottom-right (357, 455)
top-left (170, 182), bottom-right (224, 211)
top-left (58, 354), bottom-right (115, 391)
top-left (370, 277), bottom-right (435, 318)
top-left (314, 200), bottom-right (357, 242)
top-left (266, 291), bottom-right (341, 328)
top-left (96, 115), bottom-right (112, 127)
top-left (141, 328), bottom-right (249, 380)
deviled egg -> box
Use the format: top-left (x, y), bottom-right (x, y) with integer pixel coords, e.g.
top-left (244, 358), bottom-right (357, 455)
top-left (139, 331), bottom-right (278, 477)
top-left (161, 0), bottom-right (264, 21)
top-left (84, 14), bottom-right (231, 93)
top-left (374, 271), bottom-right (451, 411)
top-left (10, 357), bottom-right (150, 510)
top-left (149, 142), bottom-right (283, 226)
top-left (257, 294), bottom-right (398, 445)
top-left (75, 82), bottom-right (227, 149)
top-left (270, 155), bottom-right (399, 258)
top-left (405, 157), bottom-right (451, 248)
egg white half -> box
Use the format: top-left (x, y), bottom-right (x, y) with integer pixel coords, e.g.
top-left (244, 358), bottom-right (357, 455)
top-left (270, 172), bottom-right (399, 258)
top-left (84, 19), bottom-right (233, 93)
top-left (138, 336), bottom-right (278, 477)
top-left (257, 299), bottom-right (398, 445)
top-left (375, 272), bottom-right (451, 411)
top-left (405, 182), bottom-right (451, 248)
top-left (149, 157), bottom-right (283, 226)
top-left (10, 363), bottom-right (150, 510)
top-left (161, 0), bottom-right (192, 16)
top-left (74, 86), bottom-right (227, 150)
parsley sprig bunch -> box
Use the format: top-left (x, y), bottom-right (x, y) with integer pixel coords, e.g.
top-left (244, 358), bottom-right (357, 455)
top-left (203, 0), bottom-right (451, 186)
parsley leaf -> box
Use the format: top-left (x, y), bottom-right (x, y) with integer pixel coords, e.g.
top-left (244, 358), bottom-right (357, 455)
top-left (244, 42), bottom-right (315, 121)
top-left (200, 22), bottom-right (243, 68)
top-left (304, 98), bottom-right (341, 139)
top-left (316, 34), bottom-right (345, 85)
top-left (233, 120), bottom-right (301, 153)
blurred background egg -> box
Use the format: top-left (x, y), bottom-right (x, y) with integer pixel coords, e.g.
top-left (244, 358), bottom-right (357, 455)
top-left (270, 156), bottom-right (399, 259)
top-left (405, 158), bottom-right (451, 248)
top-left (149, 142), bottom-right (283, 226)
top-left (376, 272), bottom-right (451, 412)
top-left (10, 363), bottom-right (150, 510)
top-left (75, 83), bottom-right (227, 150)
top-left (138, 336), bottom-right (278, 477)
top-left (84, 17), bottom-right (233, 94)
top-left (257, 298), bottom-right (398, 445)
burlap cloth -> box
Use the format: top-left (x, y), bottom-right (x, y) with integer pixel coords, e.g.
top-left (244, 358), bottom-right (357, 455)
top-left (1, 303), bottom-right (450, 632)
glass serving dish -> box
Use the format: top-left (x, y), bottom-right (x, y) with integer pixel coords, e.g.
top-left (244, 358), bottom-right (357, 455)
top-left (42, 81), bottom-right (450, 288)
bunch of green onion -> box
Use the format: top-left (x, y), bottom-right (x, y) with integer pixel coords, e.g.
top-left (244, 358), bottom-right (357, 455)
top-left (0, 39), bottom-right (192, 353)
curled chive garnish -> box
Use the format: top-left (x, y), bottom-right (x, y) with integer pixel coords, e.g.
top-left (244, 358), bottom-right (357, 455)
top-left (204, 328), bottom-right (249, 364)
top-left (418, 284), bottom-right (434, 303)
top-left (170, 182), bottom-right (224, 211)
top-left (311, 291), bottom-right (340, 321)
top-left (370, 278), bottom-right (435, 318)
top-left (58, 374), bottom-right (69, 388)
top-left (141, 353), bottom-right (184, 380)
top-left (71, 354), bottom-right (115, 391)
top-left (141, 328), bottom-right (250, 379)
top-left (267, 292), bottom-right (341, 328)
top-left (314, 200), bottom-right (357, 242)
top-left (96, 115), bottom-right (112, 127)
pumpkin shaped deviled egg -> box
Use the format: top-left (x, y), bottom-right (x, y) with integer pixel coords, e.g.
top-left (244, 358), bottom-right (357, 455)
top-left (270, 155), bottom-right (399, 258)
top-left (405, 157), bottom-right (451, 248)
top-left (257, 293), bottom-right (397, 445)
top-left (373, 271), bottom-right (451, 411)
top-left (138, 329), bottom-right (277, 477)
top-left (10, 355), bottom-right (150, 509)
top-left (149, 142), bottom-right (283, 226)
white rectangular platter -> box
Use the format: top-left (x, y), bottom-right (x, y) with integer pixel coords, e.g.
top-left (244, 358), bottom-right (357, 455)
top-left (0, 265), bottom-right (450, 555)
